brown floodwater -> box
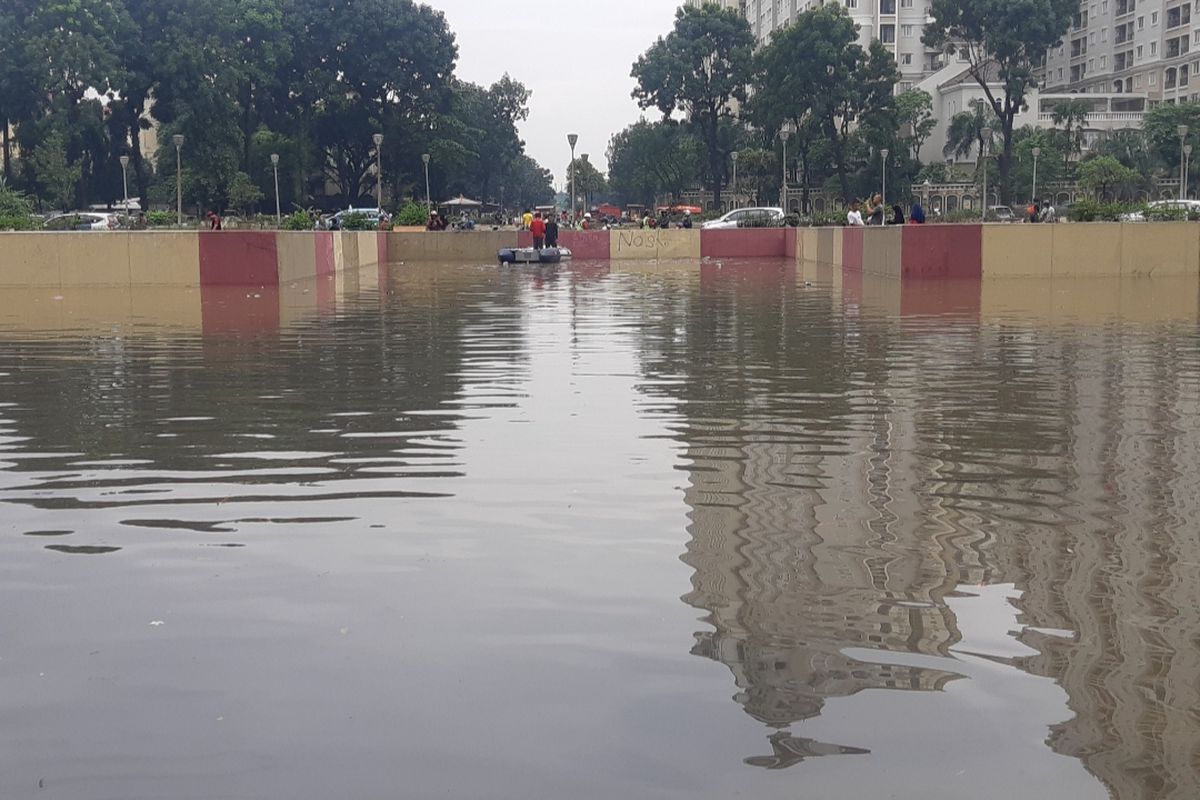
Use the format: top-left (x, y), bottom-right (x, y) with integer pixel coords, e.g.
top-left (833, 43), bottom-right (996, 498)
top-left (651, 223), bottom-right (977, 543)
top-left (0, 260), bottom-right (1197, 800)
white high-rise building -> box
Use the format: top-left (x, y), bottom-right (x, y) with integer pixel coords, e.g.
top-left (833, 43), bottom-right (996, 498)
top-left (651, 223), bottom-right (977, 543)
top-left (687, 0), bottom-right (947, 86)
top-left (1043, 0), bottom-right (1199, 105)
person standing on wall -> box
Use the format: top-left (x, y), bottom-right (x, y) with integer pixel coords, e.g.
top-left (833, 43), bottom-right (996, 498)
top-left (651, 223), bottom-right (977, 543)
top-left (545, 212), bottom-right (559, 248)
top-left (681, 210), bottom-right (693, 229)
top-left (530, 211), bottom-right (547, 250)
top-left (207, 210), bottom-right (222, 230)
top-left (522, 208), bottom-right (534, 230)
top-left (1039, 200), bottom-right (1057, 223)
top-left (846, 200), bottom-right (865, 226)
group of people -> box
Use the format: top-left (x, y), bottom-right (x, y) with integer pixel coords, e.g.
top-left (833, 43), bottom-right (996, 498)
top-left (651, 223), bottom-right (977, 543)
top-left (846, 194), bottom-right (924, 226)
top-left (1026, 199), bottom-right (1058, 223)
top-left (639, 209), bottom-right (693, 230)
top-left (526, 211), bottom-right (560, 250)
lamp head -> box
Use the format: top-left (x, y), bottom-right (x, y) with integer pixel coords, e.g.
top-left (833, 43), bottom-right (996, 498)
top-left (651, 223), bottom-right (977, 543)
top-left (881, 148), bottom-right (889, 160)
top-left (731, 151), bottom-right (739, 162)
top-left (373, 133), bottom-right (384, 147)
top-left (172, 134), bottom-right (184, 148)
top-left (422, 153), bottom-right (430, 164)
top-left (270, 153), bottom-right (279, 165)
top-left (1179, 124), bottom-right (1190, 138)
top-left (1032, 146), bottom-right (1041, 157)
top-left (567, 133), bottom-right (579, 148)
top-left (1187, 145), bottom-right (1194, 156)
top-left (779, 128), bottom-right (791, 142)
top-left (119, 155), bottom-right (129, 168)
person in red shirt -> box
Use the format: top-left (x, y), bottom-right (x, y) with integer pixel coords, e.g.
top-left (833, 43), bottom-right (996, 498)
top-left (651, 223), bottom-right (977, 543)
top-left (206, 210), bottom-right (222, 230)
top-left (530, 212), bottom-right (547, 249)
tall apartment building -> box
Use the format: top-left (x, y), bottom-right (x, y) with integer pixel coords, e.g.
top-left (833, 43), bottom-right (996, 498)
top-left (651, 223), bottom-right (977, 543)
top-left (1044, 0), bottom-right (1200, 104)
top-left (687, 0), bottom-right (946, 86)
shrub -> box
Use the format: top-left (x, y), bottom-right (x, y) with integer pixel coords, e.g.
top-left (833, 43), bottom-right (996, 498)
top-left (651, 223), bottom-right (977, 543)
top-left (800, 210), bottom-right (846, 227)
top-left (0, 214), bottom-right (41, 231)
top-left (396, 201), bottom-right (429, 226)
top-left (339, 212), bottom-right (374, 230)
top-left (282, 210), bottom-right (314, 231)
top-left (0, 180), bottom-right (33, 217)
top-left (1144, 203), bottom-right (1189, 222)
top-left (1068, 199), bottom-right (1139, 222)
top-left (146, 210), bottom-right (176, 227)
top-left (937, 210), bottom-right (981, 224)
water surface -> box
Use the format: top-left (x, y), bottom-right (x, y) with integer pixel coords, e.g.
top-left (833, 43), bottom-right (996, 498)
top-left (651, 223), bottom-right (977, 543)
top-left (0, 261), bottom-right (1197, 799)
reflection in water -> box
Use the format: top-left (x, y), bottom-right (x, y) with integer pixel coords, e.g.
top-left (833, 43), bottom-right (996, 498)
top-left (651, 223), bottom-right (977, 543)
top-left (634, 262), bottom-right (1200, 797)
top-left (0, 262), bottom-right (1197, 799)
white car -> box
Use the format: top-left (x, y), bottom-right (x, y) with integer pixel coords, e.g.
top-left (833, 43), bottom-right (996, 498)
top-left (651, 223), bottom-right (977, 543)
top-left (329, 207), bottom-right (383, 228)
top-left (1120, 199), bottom-right (1200, 222)
top-left (43, 212), bottom-right (120, 231)
top-left (701, 207), bottom-right (785, 230)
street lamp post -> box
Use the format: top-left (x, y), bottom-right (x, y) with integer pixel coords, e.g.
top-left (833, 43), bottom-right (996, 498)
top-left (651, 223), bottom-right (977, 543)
top-left (980, 127), bottom-right (992, 222)
top-left (923, 178), bottom-right (931, 213)
top-left (780, 127), bottom-right (791, 213)
top-left (731, 151), bottom-right (739, 209)
top-left (567, 133), bottom-right (578, 225)
top-left (1179, 125), bottom-right (1190, 200)
top-left (119, 155), bottom-right (130, 212)
top-left (373, 133), bottom-right (384, 212)
top-left (1032, 146), bottom-right (1041, 204)
top-left (172, 134), bottom-right (184, 226)
top-left (880, 148), bottom-right (890, 210)
top-left (1186, 145), bottom-right (1194, 199)
top-left (270, 153), bottom-right (281, 224)
top-left (581, 153), bottom-right (590, 213)
top-left (422, 153), bottom-right (432, 217)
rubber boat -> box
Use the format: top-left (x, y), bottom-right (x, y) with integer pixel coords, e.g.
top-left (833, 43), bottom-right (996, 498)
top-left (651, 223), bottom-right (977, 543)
top-left (497, 247), bottom-right (572, 264)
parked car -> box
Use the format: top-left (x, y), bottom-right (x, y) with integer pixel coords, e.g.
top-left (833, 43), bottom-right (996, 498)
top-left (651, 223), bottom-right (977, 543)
top-left (701, 207), bottom-right (785, 230)
top-left (1120, 199), bottom-right (1200, 222)
top-left (43, 212), bottom-right (120, 231)
top-left (987, 205), bottom-right (1016, 222)
top-left (328, 207), bottom-right (383, 228)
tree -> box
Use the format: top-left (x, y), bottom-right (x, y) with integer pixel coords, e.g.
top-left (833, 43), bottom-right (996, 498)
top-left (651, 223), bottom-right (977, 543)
top-left (290, 0), bottom-right (458, 206)
top-left (1094, 129), bottom-right (1157, 183)
top-left (227, 171), bottom-right (265, 214)
top-left (752, 5), bottom-right (898, 201)
top-left (607, 119), bottom-right (700, 207)
top-left (501, 154), bottom-right (554, 211)
top-left (1050, 98), bottom-right (1091, 172)
top-left (1077, 155), bottom-right (1139, 200)
top-left (925, 0), bottom-right (1077, 204)
top-left (631, 3), bottom-right (755, 208)
top-left (735, 148), bottom-right (777, 205)
top-left (895, 90), bottom-right (936, 164)
top-left (566, 158), bottom-right (606, 210)
top-left (1010, 127), bottom-right (1065, 202)
top-left (1142, 102), bottom-right (1200, 183)
top-left (28, 131), bottom-right (82, 211)
top-left (943, 101), bottom-right (995, 162)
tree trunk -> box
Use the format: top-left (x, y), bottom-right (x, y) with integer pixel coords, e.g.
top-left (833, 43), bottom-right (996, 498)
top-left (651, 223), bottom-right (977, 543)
top-left (706, 114), bottom-right (722, 209)
top-left (2, 121), bottom-right (10, 182)
top-left (999, 114), bottom-right (1015, 206)
top-left (240, 81), bottom-right (254, 173)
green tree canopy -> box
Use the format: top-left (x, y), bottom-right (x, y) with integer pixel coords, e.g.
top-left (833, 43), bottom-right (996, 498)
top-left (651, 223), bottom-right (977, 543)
top-left (925, 0), bottom-right (1076, 203)
top-left (607, 119), bottom-right (700, 207)
top-left (631, 3), bottom-right (755, 208)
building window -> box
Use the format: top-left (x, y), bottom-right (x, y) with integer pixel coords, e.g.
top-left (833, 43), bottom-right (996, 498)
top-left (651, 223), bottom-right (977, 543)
top-left (880, 24), bottom-right (895, 43)
top-left (1135, 73), bottom-right (1142, 87)
top-left (902, 24), bottom-right (913, 37)
top-left (1138, 44), bottom-right (1144, 58)
top-left (1152, 10), bottom-right (1158, 24)
top-left (902, 52), bottom-right (913, 64)
top-left (1138, 15), bottom-right (1145, 29)
top-left (901, 0), bottom-right (913, 6)
top-left (1152, 41), bottom-right (1158, 55)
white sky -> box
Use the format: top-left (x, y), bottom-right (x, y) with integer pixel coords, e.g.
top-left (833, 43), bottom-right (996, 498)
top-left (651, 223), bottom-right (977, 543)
top-left (429, 0), bottom-right (679, 186)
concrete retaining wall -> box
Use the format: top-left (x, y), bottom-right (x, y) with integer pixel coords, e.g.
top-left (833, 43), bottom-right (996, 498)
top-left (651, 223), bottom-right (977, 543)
top-left (0, 230), bottom-right (386, 288)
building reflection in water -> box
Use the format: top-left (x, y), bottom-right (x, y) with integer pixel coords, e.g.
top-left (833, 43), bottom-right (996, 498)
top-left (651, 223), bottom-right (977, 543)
top-left (635, 261), bottom-right (1200, 797)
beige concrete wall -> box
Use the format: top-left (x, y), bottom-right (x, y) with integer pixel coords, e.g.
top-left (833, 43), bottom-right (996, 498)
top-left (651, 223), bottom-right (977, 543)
top-left (0, 232), bottom-right (201, 288)
top-left (982, 225), bottom-right (1054, 278)
top-left (387, 230), bottom-right (517, 263)
top-left (610, 229), bottom-right (701, 260)
top-left (1120, 223), bottom-right (1200, 277)
top-left (1050, 224), bottom-right (1123, 278)
top-left (127, 232), bottom-right (200, 286)
top-left (276, 233), bottom-right (318, 284)
top-left (862, 227), bottom-right (902, 278)
top-left (356, 232), bottom-right (380, 267)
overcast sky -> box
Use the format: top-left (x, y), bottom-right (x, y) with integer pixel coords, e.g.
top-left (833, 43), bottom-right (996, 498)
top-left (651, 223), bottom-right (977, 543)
top-left (429, 0), bottom-right (680, 187)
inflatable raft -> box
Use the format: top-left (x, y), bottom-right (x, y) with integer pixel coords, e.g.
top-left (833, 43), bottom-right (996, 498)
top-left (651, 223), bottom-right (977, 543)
top-left (498, 247), bottom-right (572, 264)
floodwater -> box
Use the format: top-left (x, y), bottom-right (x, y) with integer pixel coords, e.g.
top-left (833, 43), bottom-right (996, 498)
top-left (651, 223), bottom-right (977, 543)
top-left (0, 260), bottom-right (1198, 800)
